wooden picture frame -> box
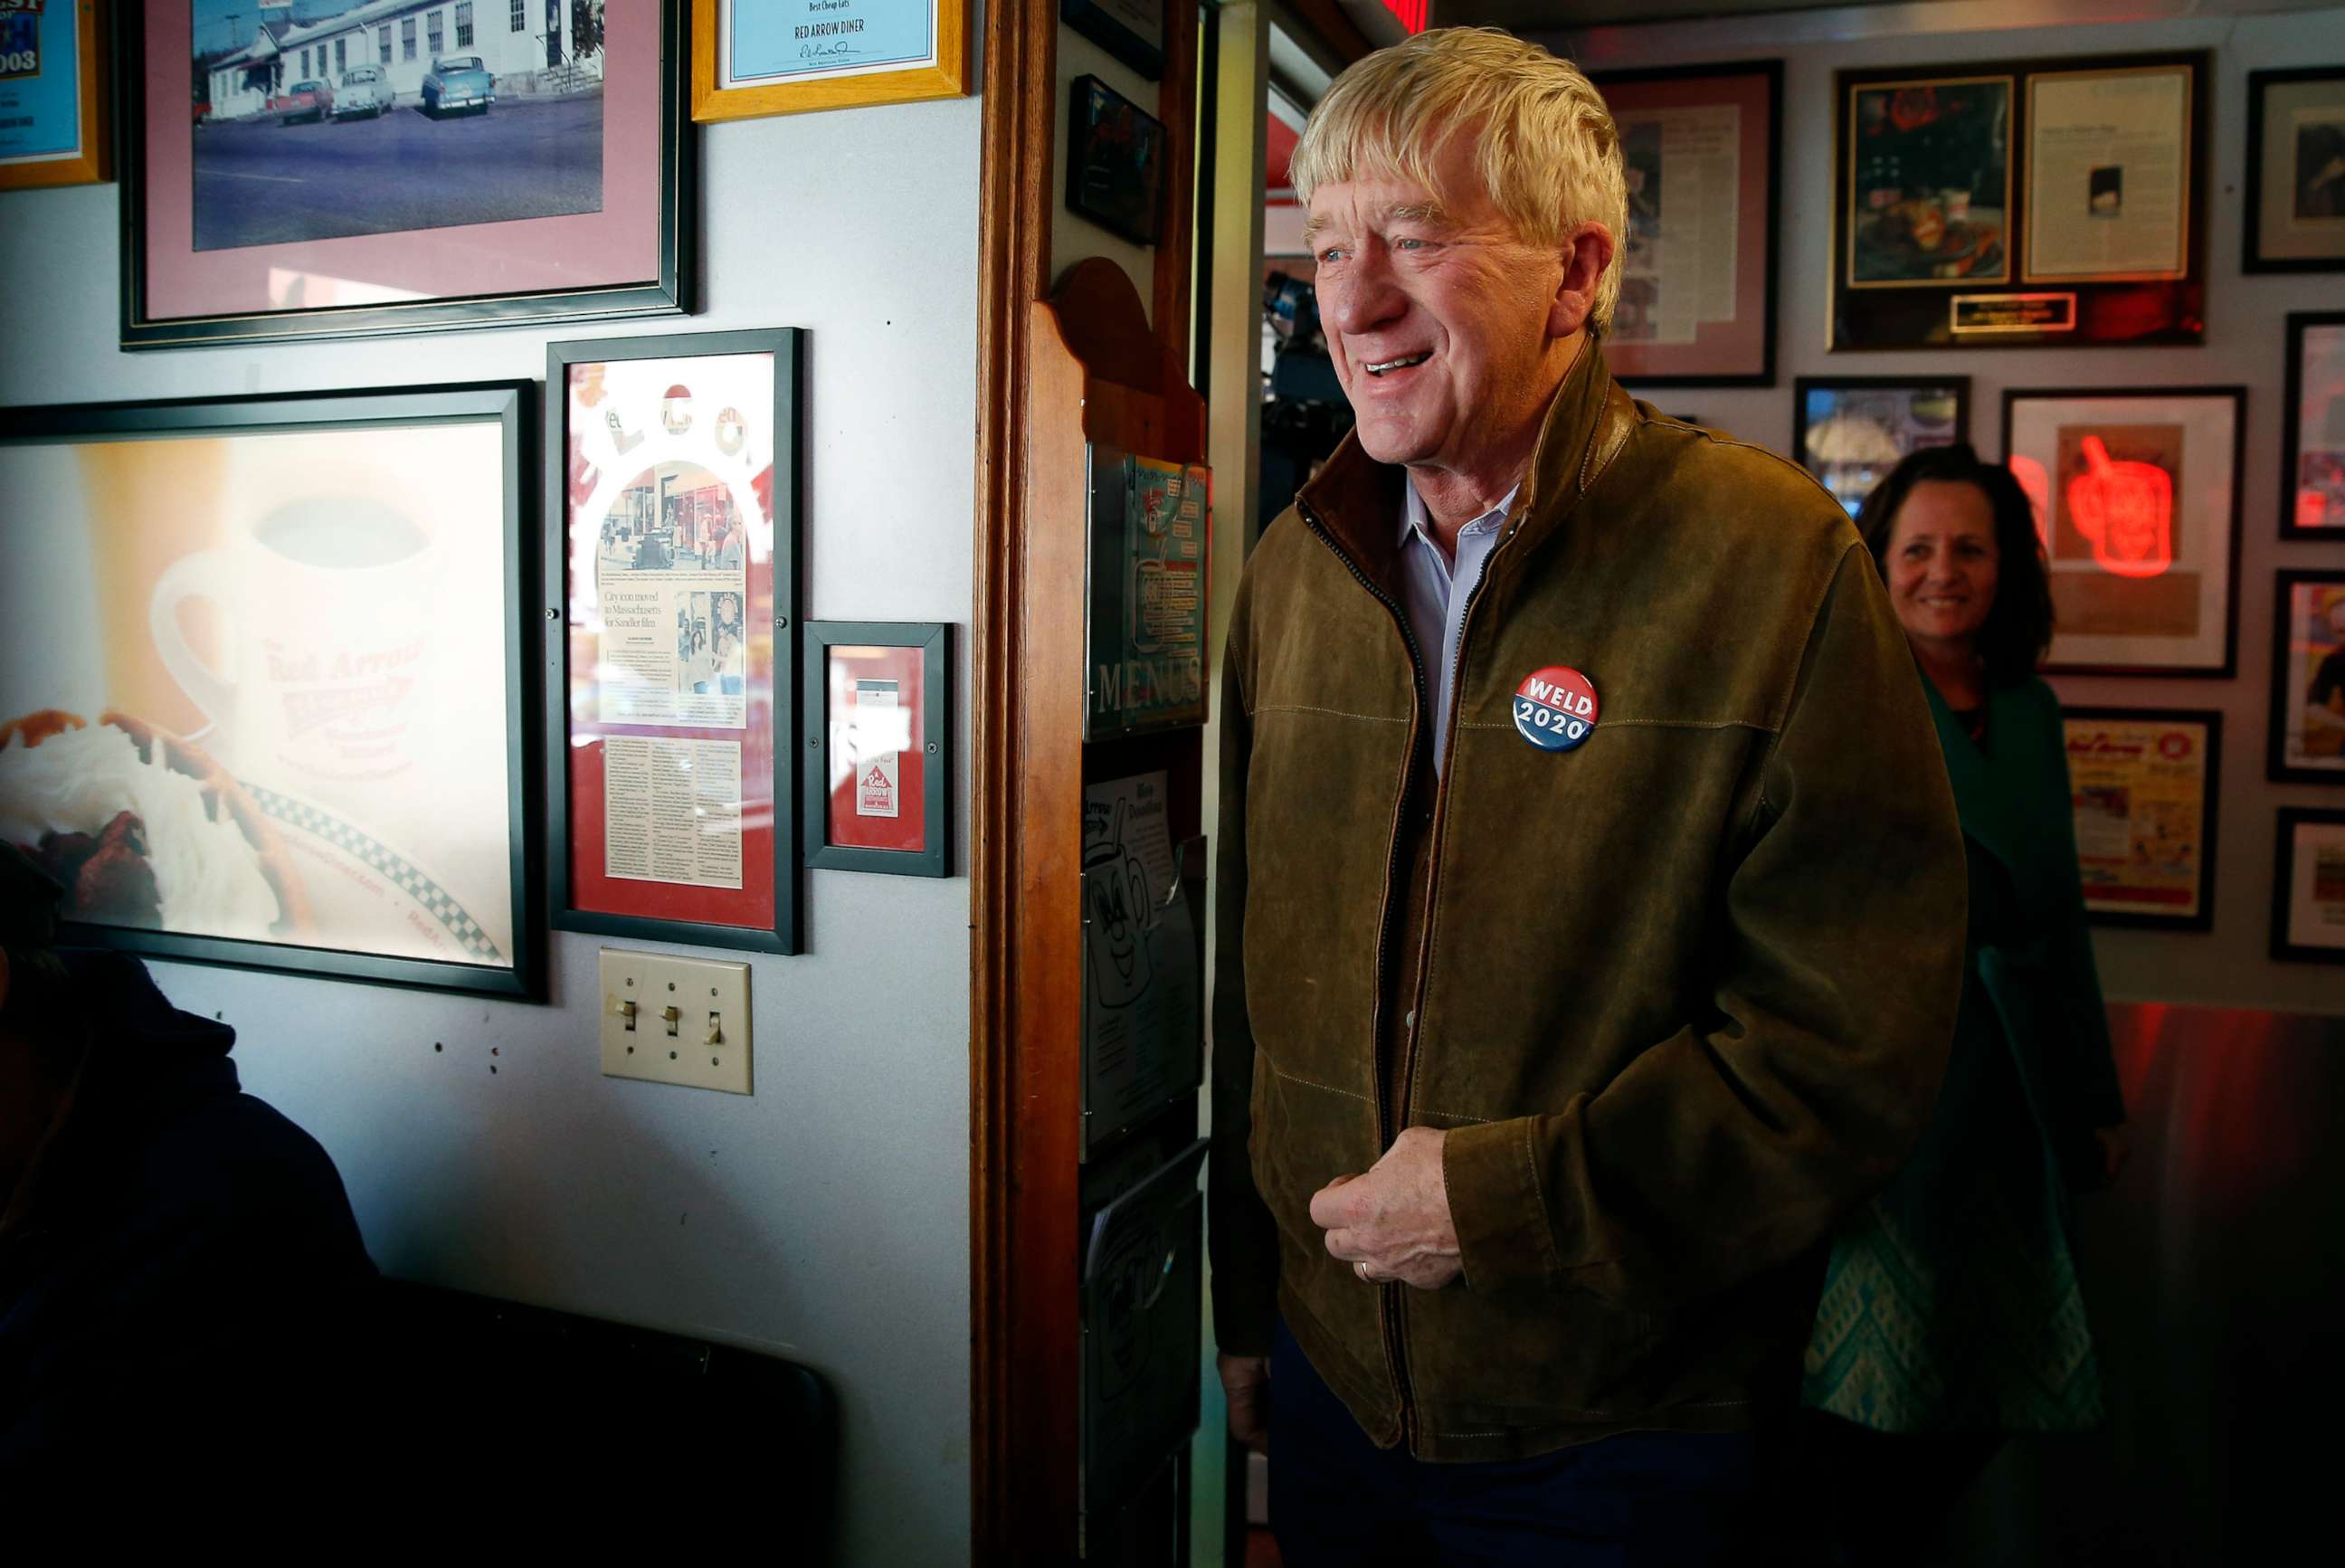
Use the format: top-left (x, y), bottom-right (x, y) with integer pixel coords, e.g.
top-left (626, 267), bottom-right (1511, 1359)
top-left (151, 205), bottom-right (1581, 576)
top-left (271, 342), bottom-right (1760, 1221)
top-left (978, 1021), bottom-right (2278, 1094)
top-left (2244, 66), bottom-right (2345, 273)
top-left (546, 329), bottom-right (804, 954)
top-left (802, 620), bottom-right (952, 878)
top-left (2283, 310), bottom-right (2345, 539)
top-left (2269, 569), bottom-right (2345, 786)
top-left (2272, 807), bottom-right (2345, 963)
top-left (0, 383), bottom-right (543, 998)
top-left (2002, 385), bottom-right (2244, 677)
top-left (0, 0), bottom-right (108, 190)
top-left (690, 0), bottom-right (970, 122)
top-left (124, 2), bottom-right (693, 348)
top-left (1591, 59), bottom-right (1781, 386)
top-left (1790, 375), bottom-right (1971, 518)
top-left (2061, 706), bottom-right (2221, 931)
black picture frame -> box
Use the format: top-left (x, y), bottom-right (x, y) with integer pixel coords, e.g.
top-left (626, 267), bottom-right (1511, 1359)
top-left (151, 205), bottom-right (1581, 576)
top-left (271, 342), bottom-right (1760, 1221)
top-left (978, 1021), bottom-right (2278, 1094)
top-left (2062, 706), bottom-right (2222, 933)
top-left (1061, 0), bottom-right (1165, 82)
top-left (2244, 66), bottom-right (2345, 274)
top-left (1832, 51), bottom-right (2209, 351)
top-left (2282, 310), bottom-right (2345, 540)
top-left (0, 382), bottom-right (544, 999)
top-left (2269, 569), bottom-right (2345, 786)
top-left (545, 329), bottom-right (803, 954)
top-left (1066, 73), bottom-right (1166, 246)
top-left (802, 620), bottom-right (952, 879)
top-left (2273, 807), bottom-right (2345, 964)
top-left (120, 3), bottom-right (695, 349)
top-left (1790, 375), bottom-right (1971, 517)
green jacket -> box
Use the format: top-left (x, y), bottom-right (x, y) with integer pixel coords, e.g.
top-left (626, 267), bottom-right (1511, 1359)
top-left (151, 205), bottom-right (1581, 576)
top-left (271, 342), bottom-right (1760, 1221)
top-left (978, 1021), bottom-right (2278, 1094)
top-left (1209, 343), bottom-right (1969, 1461)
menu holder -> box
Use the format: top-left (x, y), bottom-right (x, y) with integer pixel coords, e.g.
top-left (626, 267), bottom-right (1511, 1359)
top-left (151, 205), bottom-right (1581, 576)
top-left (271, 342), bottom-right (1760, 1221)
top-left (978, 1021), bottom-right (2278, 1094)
top-left (1080, 1137), bottom-right (1208, 1529)
top-left (1080, 831), bottom-right (1206, 1160)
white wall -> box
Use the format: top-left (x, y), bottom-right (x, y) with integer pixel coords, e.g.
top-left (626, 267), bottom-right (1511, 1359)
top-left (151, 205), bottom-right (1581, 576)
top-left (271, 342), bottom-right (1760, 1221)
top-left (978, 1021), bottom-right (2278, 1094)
top-left (0, 74), bottom-right (981, 1568)
top-left (1547, 3), bottom-right (2345, 1017)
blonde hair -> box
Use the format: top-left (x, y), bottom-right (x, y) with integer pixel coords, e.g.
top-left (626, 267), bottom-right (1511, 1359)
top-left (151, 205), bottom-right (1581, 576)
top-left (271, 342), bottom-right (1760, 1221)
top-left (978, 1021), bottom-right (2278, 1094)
top-left (1291, 28), bottom-right (1628, 336)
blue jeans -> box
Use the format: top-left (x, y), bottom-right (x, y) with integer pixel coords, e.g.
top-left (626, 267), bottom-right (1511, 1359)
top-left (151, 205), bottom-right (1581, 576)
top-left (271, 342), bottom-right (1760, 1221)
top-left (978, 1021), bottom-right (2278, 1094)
top-left (1269, 1318), bottom-right (1773, 1566)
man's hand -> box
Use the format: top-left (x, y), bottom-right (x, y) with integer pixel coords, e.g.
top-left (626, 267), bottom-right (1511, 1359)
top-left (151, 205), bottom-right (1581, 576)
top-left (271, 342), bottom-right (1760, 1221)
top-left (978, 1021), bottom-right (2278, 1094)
top-left (1308, 1126), bottom-right (1463, 1290)
top-left (1218, 1353), bottom-right (1270, 1455)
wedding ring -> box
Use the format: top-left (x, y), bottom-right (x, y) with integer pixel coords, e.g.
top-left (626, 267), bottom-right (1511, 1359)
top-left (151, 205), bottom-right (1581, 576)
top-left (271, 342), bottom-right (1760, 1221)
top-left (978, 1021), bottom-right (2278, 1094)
top-left (1355, 1260), bottom-right (1372, 1282)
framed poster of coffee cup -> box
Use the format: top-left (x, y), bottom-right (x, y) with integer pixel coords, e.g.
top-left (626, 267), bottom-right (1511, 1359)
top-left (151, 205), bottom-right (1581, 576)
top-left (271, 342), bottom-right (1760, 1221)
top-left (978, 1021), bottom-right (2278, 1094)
top-left (0, 384), bottom-right (541, 998)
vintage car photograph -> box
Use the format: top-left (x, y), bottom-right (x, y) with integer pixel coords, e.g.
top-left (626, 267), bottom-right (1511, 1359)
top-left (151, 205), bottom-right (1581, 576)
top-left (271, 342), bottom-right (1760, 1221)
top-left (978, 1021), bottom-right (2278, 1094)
top-left (422, 53), bottom-right (496, 116)
top-left (271, 77), bottom-right (333, 125)
top-left (333, 62), bottom-right (393, 119)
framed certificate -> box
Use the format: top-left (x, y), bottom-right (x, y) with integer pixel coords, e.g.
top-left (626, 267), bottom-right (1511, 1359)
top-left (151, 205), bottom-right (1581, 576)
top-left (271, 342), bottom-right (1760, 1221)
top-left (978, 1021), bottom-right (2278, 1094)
top-left (2062, 708), bottom-right (2220, 931)
top-left (0, 0), bottom-right (107, 190)
top-left (2244, 66), bottom-right (2345, 273)
top-left (0, 385), bottom-right (540, 997)
top-left (802, 621), bottom-right (951, 878)
top-left (547, 329), bottom-right (804, 953)
top-left (2272, 808), bottom-right (2345, 964)
top-left (690, 0), bottom-right (969, 122)
top-left (2270, 570), bottom-right (2345, 785)
top-left (1590, 60), bottom-right (1781, 386)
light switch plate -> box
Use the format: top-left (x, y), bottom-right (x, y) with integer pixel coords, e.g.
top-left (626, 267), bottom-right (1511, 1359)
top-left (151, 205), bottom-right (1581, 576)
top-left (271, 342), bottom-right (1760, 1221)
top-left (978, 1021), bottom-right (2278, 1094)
top-left (599, 948), bottom-right (753, 1095)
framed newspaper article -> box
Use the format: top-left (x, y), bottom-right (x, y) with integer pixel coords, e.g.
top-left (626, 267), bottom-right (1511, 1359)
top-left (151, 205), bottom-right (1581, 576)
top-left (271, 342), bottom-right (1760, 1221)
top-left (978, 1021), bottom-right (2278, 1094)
top-left (2062, 707), bottom-right (2221, 931)
top-left (547, 328), bottom-right (803, 953)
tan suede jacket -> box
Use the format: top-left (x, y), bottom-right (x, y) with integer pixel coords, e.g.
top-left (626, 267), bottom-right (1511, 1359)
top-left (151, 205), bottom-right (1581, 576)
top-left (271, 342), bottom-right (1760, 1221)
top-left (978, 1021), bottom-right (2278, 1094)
top-left (1208, 344), bottom-right (1967, 1462)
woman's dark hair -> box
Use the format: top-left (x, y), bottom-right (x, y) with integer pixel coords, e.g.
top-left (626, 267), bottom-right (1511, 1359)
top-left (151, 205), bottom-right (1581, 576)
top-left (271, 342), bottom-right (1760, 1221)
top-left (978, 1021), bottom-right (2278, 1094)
top-left (1855, 442), bottom-right (2055, 686)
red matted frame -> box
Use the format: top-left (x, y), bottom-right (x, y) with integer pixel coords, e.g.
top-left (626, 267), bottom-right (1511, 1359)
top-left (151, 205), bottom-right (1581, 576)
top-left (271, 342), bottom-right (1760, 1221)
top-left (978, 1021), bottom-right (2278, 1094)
top-left (802, 621), bottom-right (951, 878)
top-left (1590, 59), bottom-right (1780, 387)
top-left (121, 1), bottom-right (690, 349)
top-left (546, 329), bottom-right (802, 954)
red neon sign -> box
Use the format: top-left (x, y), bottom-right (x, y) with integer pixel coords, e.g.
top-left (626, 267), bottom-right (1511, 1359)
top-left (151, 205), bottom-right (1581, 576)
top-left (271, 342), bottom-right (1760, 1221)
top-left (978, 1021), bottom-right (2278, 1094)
top-left (2067, 434), bottom-right (2174, 579)
top-left (1379, 0), bottom-right (1431, 34)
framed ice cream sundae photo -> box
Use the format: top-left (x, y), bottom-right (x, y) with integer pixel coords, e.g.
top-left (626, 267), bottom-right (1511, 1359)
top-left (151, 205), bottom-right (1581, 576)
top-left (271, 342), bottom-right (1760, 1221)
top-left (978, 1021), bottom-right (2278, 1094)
top-left (0, 384), bottom-right (540, 997)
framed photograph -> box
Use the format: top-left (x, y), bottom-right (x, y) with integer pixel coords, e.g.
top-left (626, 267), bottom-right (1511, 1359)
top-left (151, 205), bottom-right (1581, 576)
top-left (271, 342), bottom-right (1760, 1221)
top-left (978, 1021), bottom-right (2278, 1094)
top-left (690, 0), bottom-right (970, 123)
top-left (1591, 60), bottom-right (1780, 386)
top-left (0, 384), bottom-right (540, 998)
top-left (2283, 311), bottom-right (2345, 537)
top-left (1792, 376), bottom-right (1970, 518)
top-left (547, 329), bottom-right (802, 954)
top-left (2003, 386), bottom-right (2243, 676)
top-left (2062, 708), bottom-right (2220, 930)
top-left (125, 2), bottom-right (692, 349)
top-left (1066, 73), bottom-right (1165, 246)
top-left (2244, 66), bottom-right (2345, 272)
top-left (802, 621), bottom-right (950, 878)
top-left (2270, 571), bottom-right (2345, 785)
top-left (0, 0), bottom-right (108, 190)
top-left (2272, 808), bottom-right (2345, 963)
top-left (1833, 51), bottom-right (2207, 350)
top-left (1062, 0), bottom-right (1164, 82)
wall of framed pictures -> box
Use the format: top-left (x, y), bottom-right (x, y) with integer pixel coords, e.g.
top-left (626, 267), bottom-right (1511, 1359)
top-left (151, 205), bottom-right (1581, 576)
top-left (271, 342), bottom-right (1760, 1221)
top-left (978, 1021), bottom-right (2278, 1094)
top-left (1563, 5), bottom-right (2345, 1019)
top-left (0, 22), bottom-right (981, 1563)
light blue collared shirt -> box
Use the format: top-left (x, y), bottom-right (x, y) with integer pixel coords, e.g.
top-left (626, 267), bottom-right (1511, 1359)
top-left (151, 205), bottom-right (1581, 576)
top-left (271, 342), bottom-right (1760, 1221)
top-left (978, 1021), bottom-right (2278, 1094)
top-left (1396, 477), bottom-right (1520, 774)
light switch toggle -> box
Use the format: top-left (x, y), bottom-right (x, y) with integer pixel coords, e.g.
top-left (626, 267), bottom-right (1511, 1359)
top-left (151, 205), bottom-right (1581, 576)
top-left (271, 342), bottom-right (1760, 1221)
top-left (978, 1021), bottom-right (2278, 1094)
top-left (706, 1012), bottom-right (725, 1046)
top-left (612, 998), bottom-right (638, 1031)
top-left (660, 1004), bottom-right (681, 1036)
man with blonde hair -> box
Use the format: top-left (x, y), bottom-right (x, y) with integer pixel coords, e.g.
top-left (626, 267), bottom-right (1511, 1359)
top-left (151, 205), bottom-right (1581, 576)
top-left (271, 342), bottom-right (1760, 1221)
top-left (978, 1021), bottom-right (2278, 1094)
top-left (1209, 27), bottom-right (1965, 1561)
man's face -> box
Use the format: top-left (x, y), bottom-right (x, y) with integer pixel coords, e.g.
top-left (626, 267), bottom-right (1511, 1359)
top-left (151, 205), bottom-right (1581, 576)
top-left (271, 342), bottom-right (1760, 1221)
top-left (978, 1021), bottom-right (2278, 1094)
top-left (1306, 137), bottom-right (1572, 478)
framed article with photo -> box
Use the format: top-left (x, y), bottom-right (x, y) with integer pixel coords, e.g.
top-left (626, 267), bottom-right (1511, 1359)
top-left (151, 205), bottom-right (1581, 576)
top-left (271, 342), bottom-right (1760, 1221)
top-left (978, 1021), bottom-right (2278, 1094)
top-left (2003, 386), bottom-right (2243, 676)
top-left (802, 621), bottom-right (951, 878)
top-left (2269, 570), bottom-right (2345, 785)
top-left (124, 1), bottom-right (691, 348)
top-left (0, 0), bottom-right (108, 190)
top-left (547, 329), bottom-right (803, 954)
top-left (1591, 60), bottom-right (1780, 386)
top-left (690, 0), bottom-right (970, 123)
top-left (0, 384), bottom-right (541, 998)
top-left (2062, 707), bottom-right (2221, 931)
top-left (1791, 376), bottom-right (1970, 518)
top-left (2272, 808), bottom-right (2345, 963)
top-left (2283, 311), bottom-right (2345, 538)
top-left (2245, 66), bottom-right (2345, 272)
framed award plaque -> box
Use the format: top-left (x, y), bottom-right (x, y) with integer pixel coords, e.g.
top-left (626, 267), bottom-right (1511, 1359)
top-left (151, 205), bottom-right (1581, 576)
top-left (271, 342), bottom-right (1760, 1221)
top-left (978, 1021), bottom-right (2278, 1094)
top-left (546, 328), bottom-right (803, 953)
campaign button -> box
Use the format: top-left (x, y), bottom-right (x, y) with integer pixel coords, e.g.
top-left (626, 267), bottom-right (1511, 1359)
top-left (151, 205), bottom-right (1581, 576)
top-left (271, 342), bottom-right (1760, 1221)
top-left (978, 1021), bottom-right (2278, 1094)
top-left (1513, 666), bottom-right (1599, 752)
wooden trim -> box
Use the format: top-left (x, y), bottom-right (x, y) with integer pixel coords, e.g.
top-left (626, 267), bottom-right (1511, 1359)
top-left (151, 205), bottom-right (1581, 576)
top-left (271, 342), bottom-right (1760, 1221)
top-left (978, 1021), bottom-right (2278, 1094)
top-left (1153, 0), bottom-right (1203, 379)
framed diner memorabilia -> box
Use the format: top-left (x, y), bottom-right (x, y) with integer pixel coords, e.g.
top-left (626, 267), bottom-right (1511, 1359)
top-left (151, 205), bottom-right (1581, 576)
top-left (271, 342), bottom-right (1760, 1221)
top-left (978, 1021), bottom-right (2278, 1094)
top-left (1062, 0), bottom-right (1165, 82)
top-left (0, 0), bottom-right (108, 190)
top-left (0, 384), bottom-right (541, 997)
top-left (1791, 376), bottom-right (1970, 518)
top-left (690, 0), bottom-right (970, 122)
top-left (1832, 51), bottom-right (2207, 350)
top-left (2269, 571), bottom-right (2345, 785)
top-left (801, 621), bottom-right (950, 878)
top-left (2002, 386), bottom-right (2243, 677)
top-left (1591, 60), bottom-right (1780, 386)
top-left (1067, 74), bottom-right (1167, 246)
top-left (547, 329), bottom-right (803, 954)
top-left (1084, 446), bottom-right (1210, 740)
top-left (2061, 708), bottom-right (2220, 931)
top-left (2283, 311), bottom-right (2345, 538)
top-left (2244, 66), bottom-right (2345, 273)
top-left (124, 2), bottom-right (692, 348)
top-left (2272, 808), bottom-right (2345, 963)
